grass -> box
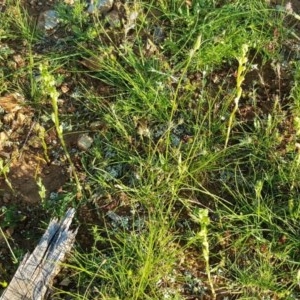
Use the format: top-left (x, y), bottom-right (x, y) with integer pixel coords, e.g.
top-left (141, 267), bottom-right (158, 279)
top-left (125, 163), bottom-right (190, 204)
top-left (1, 0), bottom-right (300, 299)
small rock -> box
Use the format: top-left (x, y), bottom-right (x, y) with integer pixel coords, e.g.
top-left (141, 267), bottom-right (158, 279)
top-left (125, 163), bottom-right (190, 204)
top-left (77, 134), bottom-right (93, 151)
top-left (153, 26), bottom-right (165, 43)
top-left (90, 121), bottom-right (103, 130)
top-left (124, 10), bottom-right (139, 36)
top-left (3, 193), bottom-right (12, 203)
top-left (37, 10), bottom-right (59, 32)
top-left (59, 277), bottom-right (71, 286)
top-left (88, 0), bottom-right (113, 15)
top-left (106, 10), bottom-right (121, 27)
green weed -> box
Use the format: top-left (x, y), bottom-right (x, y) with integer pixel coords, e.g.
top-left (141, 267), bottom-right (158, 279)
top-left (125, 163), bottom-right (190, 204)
top-left (39, 63), bottom-right (82, 198)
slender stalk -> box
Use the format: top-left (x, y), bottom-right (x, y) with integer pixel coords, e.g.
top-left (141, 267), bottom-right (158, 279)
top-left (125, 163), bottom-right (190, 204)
top-left (190, 208), bottom-right (216, 300)
top-left (0, 226), bottom-right (18, 264)
top-left (39, 64), bottom-right (82, 199)
top-left (224, 44), bottom-right (248, 149)
top-left (166, 34), bottom-right (202, 156)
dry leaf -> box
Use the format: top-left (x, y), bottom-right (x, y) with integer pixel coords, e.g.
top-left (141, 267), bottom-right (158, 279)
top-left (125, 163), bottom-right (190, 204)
top-left (0, 93), bottom-right (24, 113)
top-left (145, 38), bottom-right (158, 56)
top-left (61, 84), bottom-right (70, 94)
top-left (16, 112), bottom-right (26, 126)
top-left (13, 54), bottom-right (25, 68)
top-left (80, 57), bottom-right (102, 71)
top-left (0, 132), bottom-right (9, 150)
top-left (3, 113), bottom-right (15, 124)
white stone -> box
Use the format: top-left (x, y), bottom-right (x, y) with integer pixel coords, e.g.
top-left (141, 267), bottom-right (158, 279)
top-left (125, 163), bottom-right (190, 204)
top-left (77, 134), bottom-right (93, 151)
top-left (88, 0), bottom-right (113, 15)
top-left (37, 10), bottom-right (59, 31)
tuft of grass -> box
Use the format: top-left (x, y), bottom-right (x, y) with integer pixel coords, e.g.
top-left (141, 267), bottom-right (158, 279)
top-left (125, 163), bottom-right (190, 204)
top-left (56, 1), bottom-right (299, 298)
top-left (56, 209), bottom-right (181, 299)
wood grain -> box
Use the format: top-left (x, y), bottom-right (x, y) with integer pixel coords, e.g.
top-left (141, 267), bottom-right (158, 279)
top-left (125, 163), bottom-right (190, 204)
top-left (0, 208), bottom-right (77, 300)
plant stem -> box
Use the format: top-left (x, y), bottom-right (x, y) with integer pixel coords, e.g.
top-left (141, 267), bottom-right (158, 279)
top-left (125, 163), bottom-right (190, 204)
top-left (224, 44), bottom-right (248, 149)
top-left (39, 64), bottom-right (82, 199)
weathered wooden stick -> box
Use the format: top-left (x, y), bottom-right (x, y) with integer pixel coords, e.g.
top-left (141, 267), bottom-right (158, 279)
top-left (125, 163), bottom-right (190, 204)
top-left (0, 208), bottom-right (77, 300)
